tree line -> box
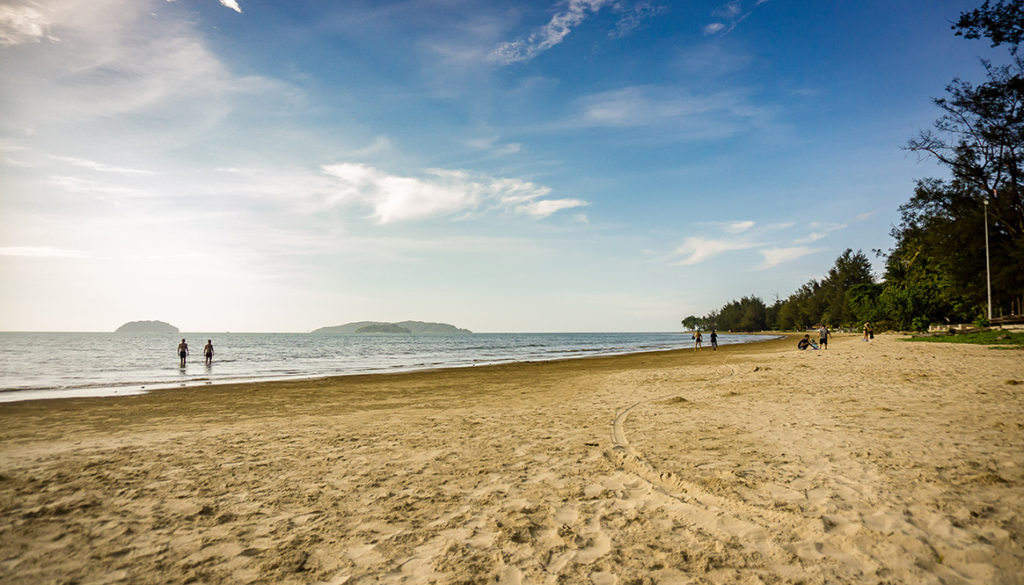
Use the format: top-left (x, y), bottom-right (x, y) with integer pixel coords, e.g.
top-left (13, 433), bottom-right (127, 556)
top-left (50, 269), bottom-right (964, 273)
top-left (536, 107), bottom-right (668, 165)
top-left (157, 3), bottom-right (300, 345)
top-left (684, 1), bottom-right (1024, 333)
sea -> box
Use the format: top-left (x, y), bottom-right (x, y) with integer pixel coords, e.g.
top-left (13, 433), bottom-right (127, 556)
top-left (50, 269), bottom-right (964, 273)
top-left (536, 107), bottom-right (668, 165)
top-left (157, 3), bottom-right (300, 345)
top-left (0, 331), bottom-right (777, 403)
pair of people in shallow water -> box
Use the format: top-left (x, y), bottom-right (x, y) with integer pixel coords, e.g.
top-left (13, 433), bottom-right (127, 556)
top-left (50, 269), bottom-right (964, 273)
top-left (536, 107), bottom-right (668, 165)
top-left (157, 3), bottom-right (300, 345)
top-left (178, 339), bottom-right (214, 367)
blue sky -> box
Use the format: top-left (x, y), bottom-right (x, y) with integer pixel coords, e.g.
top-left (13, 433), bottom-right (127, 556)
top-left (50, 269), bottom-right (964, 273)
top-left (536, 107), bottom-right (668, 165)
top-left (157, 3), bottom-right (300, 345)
top-left (0, 0), bottom-right (1004, 332)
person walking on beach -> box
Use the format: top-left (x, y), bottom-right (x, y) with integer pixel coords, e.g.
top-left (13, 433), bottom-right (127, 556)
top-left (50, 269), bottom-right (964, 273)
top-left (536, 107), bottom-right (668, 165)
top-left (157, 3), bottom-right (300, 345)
top-left (693, 330), bottom-right (703, 351)
top-left (177, 338), bottom-right (189, 367)
top-left (710, 329), bottom-right (718, 350)
top-left (818, 324), bottom-right (830, 350)
top-left (203, 339), bottom-right (214, 366)
top-left (863, 322), bottom-right (872, 342)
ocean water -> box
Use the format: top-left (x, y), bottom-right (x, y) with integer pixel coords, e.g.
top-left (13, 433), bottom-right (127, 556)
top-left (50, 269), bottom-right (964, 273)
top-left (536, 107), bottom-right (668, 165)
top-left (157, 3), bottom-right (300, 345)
top-left (0, 331), bottom-right (777, 403)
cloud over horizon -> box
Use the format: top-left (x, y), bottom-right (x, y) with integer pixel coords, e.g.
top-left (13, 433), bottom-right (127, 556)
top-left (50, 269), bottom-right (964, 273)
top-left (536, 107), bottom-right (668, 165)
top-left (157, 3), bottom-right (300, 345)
top-left (757, 246), bottom-right (818, 270)
top-left (670, 236), bottom-right (760, 266)
top-left (669, 219), bottom-right (831, 270)
top-left (321, 163), bottom-right (587, 224)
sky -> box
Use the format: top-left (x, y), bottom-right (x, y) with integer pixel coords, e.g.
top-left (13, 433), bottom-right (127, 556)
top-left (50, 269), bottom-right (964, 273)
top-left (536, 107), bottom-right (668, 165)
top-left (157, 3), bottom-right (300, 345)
top-left (0, 0), bottom-right (1007, 332)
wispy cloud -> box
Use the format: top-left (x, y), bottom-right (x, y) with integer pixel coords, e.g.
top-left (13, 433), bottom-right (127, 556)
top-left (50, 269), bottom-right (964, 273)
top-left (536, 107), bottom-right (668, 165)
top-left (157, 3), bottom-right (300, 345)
top-left (48, 175), bottom-right (148, 200)
top-left (518, 198), bottom-right (589, 218)
top-left (575, 85), bottom-right (774, 139)
top-left (703, 0), bottom-right (770, 36)
top-left (757, 246), bottom-right (817, 270)
top-left (669, 220), bottom-right (822, 269)
top-left (670, 236), bottom-right (760, 266)
top-left (321, 163), bottom-right (587, 224)
top-left (49, 155), bottom-right (156, 175)
top-left (853, 211), bottom-right (876, 221)
top-left (609, 2), bottom-right (667, 39)
top-left (3, 0), bottom-right (280, 137)
top-left (488, 0), bottom-right (613, 65)
top-left (0, 3), bottom-right (54, 46)
top-left (164, 0), bottom-right (242, 14)
top-left (466, 136), bottom-right (523, 157)
top-left (805, 221), bottom-right (847, 242)
top-left (0, 246), bottom-right (92, 259)
top-left (723, 220), bottom-right (755, 234)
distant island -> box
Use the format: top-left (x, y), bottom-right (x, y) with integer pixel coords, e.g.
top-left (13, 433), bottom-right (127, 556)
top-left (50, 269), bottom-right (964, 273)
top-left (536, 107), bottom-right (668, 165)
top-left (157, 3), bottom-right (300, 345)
top-left (115, 320), bottom-right (179, 334)
top-left (356, 323), bottom-right (412, 334)
top-left (312, 321), bottom-right (472, 334)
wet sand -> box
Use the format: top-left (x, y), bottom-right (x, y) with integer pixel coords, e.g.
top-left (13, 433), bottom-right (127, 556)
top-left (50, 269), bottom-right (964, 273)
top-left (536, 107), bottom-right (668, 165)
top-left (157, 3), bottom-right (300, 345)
top-left (1, 333), bottom-right (1022, 584)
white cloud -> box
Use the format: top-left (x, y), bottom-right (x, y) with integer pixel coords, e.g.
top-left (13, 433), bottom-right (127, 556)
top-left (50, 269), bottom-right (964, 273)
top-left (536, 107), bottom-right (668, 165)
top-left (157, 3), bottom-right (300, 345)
top-left (575, 86), bottom-right (773, 139)
top-left (467, 136), bottom-right (523, 157)
top-left (757, 246), bottom-right (818, 270)
top-left (670, 237), bottom-right (759, 266)
top-left (48, 175), bottom-right (147, 199)
top-left (218, 0), bottom-right (242, 13)
top-left (805, 221), bottom-right (847, 242)
top-left (703, 0), bottom-right (768, 36)
top-left (702, 22), bottom-right (725, 35)
top-left (0, 3), bottom-right (54, 46)
top-left (518, 198), bottom-right (589, 218)
top-left (165, 0), bottom-right (241, 14)
top-left (489, 0), bottom-right (612, 65)
top-left (609, 2), bottom-right (667, 39)
top-left (724, 220), bottom-right (755, 234)
top-left (2, 0), bottom-right (281, 138)
top-left (715, 1), bottom-right (743, 19)
top-left (49, 155), bottom-right (155, 175)
top-left (321, 163), bottom-right (586, 224)
top-left (0, 246), bottom-right (91, 259)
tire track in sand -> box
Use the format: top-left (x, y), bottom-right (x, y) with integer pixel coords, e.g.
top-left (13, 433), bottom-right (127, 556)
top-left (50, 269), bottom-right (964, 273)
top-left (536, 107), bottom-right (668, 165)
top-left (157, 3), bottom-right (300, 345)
top-left (606, 358), bottom-right (827, 576)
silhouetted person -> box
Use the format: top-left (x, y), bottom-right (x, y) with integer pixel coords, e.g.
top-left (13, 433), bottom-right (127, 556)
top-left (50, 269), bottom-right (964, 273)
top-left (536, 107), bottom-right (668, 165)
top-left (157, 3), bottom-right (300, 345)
top-left (710, 329), bottom-right (718, 350)
top-left (178, 338), bottom-right (189, 367)
top-left (203, 339), bottom-right (214, 366)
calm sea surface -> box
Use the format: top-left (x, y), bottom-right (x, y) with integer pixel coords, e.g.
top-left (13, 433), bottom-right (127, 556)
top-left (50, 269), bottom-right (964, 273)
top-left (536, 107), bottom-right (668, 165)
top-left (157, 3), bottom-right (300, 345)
top-left (0, 331), bottom-right (777, 403)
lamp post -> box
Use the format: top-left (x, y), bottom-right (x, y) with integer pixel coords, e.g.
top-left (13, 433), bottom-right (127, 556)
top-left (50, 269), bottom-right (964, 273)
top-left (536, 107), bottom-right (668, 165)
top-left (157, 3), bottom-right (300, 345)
top-left (985, 192), bottom-right (993, 320)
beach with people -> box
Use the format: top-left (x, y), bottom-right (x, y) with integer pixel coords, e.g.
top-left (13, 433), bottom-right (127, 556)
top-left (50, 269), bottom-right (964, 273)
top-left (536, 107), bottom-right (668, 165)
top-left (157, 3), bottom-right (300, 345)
top-left (1, 332), bottom-right (1021, 584)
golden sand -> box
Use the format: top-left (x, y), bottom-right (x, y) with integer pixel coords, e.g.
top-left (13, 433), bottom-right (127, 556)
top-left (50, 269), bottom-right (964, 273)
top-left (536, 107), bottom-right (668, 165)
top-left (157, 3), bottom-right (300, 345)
top-left (1, 334), bottom-right (1022, 584)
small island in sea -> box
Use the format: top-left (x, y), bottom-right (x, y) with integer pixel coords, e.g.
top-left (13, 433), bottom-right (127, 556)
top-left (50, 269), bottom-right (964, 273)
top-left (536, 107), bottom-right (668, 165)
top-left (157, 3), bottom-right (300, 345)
top-left (115, 320), bottom-right (179, 334)
top-left (356, 323), bottom-right (412, 334)
top-left (312, 321), bottom-right (471, 334)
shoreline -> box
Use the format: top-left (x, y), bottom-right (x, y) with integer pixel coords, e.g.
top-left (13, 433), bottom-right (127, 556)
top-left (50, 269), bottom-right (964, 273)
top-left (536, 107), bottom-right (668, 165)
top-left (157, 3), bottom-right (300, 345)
top-left (0, 332), bottom-right (782, 405)
top-left (1, 333), bottom-right (1021, 584)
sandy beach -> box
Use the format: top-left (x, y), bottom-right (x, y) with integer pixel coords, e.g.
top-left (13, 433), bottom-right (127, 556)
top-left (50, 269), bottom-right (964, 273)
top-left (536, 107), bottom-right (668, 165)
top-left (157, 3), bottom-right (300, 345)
top-left (1, 333), bottom-right (1022, 585)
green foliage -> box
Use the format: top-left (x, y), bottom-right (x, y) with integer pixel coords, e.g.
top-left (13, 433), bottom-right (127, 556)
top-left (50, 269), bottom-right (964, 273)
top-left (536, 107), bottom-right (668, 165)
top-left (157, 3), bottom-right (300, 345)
top-left (954, 0), bottom-right (1024, 52)
top-left (711, 296), bottom-right (767, 332)
top-left (894, 0), bottom-right (1023, 325)
top-left (903, 330), bottom-right (1024, 345)
top-left (697, 250), bottom-right (876, 331)
top-left (688, 3), bottom-right (1023, 331)
top-left (767, 249), bottom-right (876, 329)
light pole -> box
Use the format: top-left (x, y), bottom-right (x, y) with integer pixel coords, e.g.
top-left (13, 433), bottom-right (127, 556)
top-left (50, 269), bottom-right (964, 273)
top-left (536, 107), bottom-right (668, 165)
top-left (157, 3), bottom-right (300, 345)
top-left (985, 192), bottom-right (993, 321)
